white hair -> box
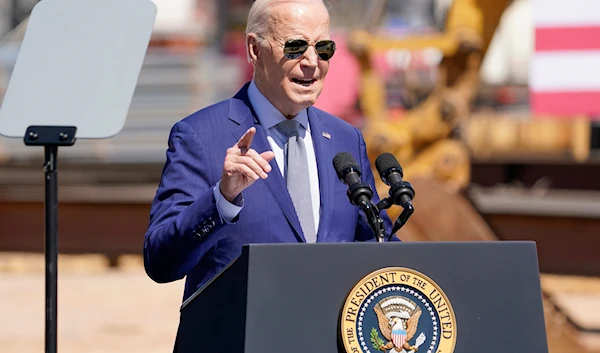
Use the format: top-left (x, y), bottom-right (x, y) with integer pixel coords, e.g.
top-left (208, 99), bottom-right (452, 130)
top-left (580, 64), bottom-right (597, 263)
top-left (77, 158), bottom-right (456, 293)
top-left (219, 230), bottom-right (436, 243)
top-left (244, 0), bottom-right (329, 62)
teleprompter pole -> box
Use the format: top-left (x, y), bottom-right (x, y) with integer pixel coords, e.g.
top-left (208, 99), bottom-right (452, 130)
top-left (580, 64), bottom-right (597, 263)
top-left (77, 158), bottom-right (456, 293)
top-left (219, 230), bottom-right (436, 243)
top-left (44, 145), bottom-right (58, 353)
top-left (24, 125), bottom-right (76, 353)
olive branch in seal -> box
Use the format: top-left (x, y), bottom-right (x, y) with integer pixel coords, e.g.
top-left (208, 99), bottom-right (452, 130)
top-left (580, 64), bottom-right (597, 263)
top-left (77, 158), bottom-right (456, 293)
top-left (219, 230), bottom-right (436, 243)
top-left (370, 327), bottom-right (386, 351)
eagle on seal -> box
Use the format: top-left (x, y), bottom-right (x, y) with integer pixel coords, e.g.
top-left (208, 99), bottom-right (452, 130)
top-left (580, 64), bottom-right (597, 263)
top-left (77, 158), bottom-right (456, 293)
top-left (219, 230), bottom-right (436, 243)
top-left (374, 296), bottom-right (422, 352)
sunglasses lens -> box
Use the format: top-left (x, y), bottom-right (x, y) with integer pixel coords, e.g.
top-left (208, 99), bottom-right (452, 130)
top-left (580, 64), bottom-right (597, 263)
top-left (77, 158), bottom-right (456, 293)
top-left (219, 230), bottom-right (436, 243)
top-left (283, 39), bottom-right (336, 60)
top-left (284, 39), bottom-right (309, 59)
top-left (316, 40), bottom-right (336, 60)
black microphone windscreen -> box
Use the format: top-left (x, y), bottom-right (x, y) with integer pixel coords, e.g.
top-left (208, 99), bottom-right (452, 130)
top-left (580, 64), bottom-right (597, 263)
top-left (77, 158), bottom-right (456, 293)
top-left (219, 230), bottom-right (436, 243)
top-left (375, 152), bottom-right (402, 176)
top-left (333, 152), bottom-right (360, 177)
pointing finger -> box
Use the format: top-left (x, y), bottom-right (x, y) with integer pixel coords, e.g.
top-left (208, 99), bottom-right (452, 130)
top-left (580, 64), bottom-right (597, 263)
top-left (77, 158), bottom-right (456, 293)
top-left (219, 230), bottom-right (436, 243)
top-left (236, 127), bottom-right (256, 155)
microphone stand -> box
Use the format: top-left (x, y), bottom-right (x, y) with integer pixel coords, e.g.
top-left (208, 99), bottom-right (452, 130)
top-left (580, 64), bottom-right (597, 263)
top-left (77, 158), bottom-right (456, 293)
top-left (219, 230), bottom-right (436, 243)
top-left (360, 200), bottom-right (387, 243)
top-left (390, 200), bottom-right (414, 237)
top-left (376, 181), bottom-right (415, 241)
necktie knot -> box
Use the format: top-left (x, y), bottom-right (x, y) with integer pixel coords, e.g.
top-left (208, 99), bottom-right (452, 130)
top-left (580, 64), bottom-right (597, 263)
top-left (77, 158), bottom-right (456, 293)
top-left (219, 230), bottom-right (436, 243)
top-left (276, 119), bottom-right (300, 139)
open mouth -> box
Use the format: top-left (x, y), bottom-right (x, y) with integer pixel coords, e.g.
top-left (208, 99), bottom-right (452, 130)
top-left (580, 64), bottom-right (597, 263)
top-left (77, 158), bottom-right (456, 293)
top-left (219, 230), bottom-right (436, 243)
top-left (292, 78), bottom-right (317, 87)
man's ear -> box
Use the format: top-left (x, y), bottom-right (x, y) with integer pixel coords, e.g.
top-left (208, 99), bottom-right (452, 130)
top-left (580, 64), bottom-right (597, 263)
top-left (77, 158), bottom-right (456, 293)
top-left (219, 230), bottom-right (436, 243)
top-left (247, 34), bottom-right (260, 64)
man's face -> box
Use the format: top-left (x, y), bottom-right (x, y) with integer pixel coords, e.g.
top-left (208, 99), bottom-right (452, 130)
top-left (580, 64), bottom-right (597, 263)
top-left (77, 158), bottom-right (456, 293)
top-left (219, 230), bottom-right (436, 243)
top-left (250, 1), bottom-right (331, 118)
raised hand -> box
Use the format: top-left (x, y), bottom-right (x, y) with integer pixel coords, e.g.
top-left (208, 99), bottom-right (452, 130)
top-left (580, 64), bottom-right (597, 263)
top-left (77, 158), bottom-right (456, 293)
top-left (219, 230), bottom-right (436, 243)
top-left (220, 127), bottom-right (275, 203)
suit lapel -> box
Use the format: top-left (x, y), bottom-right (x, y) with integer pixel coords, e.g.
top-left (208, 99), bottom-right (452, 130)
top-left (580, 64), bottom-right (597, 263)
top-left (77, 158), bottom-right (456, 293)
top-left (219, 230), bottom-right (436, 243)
top-left (308, 107), bottom-right (335, 242)
top-left (229, 87), bottom-right (306, 242)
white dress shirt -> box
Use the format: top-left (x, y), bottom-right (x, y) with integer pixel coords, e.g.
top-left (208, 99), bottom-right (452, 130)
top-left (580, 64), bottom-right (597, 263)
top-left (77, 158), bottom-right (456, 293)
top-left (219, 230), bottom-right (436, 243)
top-left (214, 80), bottom-right (321, 233)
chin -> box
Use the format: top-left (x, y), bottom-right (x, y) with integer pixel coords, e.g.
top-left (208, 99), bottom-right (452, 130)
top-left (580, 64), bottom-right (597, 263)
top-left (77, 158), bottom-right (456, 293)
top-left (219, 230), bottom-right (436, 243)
top-left (290, 95), bottom-right (318, 111)
top-left (291, 90), bottom-right (323, 106)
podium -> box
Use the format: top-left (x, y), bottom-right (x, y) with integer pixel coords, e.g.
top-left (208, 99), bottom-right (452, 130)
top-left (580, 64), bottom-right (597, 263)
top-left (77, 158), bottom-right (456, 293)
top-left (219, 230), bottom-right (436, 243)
top-left (176, 242), bottom-right (549, 353)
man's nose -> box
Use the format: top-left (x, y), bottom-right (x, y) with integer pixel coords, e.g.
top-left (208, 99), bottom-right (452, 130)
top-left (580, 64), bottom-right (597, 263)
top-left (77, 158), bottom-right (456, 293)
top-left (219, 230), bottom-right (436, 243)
top-left (301, 45), bottom-right (319, 67)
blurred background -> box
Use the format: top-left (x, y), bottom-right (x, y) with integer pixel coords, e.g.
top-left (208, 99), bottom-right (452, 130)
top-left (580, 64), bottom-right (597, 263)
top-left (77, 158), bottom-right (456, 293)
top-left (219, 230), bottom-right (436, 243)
top-left (1, 0), bottom-right (599, 352)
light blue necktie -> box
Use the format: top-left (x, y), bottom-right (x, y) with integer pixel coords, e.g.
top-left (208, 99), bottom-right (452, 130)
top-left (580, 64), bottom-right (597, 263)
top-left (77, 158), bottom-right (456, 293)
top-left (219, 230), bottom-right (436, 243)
top-left (276, 120), bottom-right (316, 243)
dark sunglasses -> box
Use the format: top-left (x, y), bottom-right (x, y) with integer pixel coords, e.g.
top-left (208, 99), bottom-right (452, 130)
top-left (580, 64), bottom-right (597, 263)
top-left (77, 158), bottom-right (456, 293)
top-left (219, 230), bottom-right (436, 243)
top-left (283, 39), bottom-right (336, 61)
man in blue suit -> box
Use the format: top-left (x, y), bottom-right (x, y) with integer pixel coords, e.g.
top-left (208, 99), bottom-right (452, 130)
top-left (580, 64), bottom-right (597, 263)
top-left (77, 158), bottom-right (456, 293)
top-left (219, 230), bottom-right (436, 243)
top-left (144, 0), bottom-right (396, 302)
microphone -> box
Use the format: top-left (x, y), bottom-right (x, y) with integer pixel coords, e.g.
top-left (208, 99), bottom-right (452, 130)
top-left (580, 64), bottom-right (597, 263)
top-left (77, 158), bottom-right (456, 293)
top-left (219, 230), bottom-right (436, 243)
top-left (375, 152), bottom-right (415, 208)
top-left (333, 152), bottom-right (386, 242)
top-left (375, 152), bottom-right (415, 237)
top-left (333, 152), bottom-right (373, 207)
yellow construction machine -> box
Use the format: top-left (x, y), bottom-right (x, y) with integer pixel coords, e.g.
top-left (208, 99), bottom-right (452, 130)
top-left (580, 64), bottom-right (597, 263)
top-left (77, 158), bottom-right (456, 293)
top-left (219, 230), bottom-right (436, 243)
top-left (347, 0), bottom-right (591, 223)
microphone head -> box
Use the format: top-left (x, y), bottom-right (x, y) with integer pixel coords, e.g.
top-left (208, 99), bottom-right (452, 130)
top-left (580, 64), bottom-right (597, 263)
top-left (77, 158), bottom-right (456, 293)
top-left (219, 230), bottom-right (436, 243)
top-left (333, 152), bottom-right (361, 180)
top-left (375, 153), bottom-right (403, 184)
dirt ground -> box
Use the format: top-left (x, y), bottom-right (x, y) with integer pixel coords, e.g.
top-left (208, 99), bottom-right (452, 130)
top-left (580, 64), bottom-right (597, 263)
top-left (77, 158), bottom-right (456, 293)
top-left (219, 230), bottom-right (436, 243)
top-left (0, 258), bottom-right (184, 353)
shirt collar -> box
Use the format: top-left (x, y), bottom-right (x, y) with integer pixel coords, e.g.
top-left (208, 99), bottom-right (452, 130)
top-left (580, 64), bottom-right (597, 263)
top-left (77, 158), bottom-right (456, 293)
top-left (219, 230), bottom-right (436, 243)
top-left (247, 80), bottom-right (309, 132)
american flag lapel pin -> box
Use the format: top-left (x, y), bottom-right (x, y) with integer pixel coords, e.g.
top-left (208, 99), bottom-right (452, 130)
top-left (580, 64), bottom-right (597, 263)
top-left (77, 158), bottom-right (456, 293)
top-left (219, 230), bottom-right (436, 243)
top-left (322, 132), bottom-right (331, 139)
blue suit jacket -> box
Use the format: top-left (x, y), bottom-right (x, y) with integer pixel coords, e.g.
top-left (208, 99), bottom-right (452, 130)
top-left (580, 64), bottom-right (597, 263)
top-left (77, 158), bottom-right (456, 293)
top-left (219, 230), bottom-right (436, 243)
top-left (144, 83), bottom-right (395, 301)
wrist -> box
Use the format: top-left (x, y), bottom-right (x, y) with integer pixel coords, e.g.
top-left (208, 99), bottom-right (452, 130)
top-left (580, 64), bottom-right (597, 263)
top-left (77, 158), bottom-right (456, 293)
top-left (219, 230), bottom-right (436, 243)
top-left (220, 183), bottom-right (240, 204)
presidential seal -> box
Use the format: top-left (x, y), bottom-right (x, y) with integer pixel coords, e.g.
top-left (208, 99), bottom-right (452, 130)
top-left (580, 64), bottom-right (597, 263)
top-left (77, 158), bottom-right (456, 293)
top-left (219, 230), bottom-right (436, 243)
top-left (340, 268), bottom-right (456, 353)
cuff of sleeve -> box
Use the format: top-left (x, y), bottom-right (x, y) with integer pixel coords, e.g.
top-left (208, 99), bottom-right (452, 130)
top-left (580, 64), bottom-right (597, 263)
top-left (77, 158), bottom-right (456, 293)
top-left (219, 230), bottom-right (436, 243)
top-left (213, 181), bottom-right (243, 224)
